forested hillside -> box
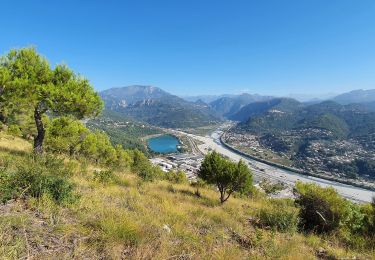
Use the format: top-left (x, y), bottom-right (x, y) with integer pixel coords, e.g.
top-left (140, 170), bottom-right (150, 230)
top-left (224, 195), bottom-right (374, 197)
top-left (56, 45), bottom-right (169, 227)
top-left (236, 100), bottom-right (375, 140)
top-left (229, 99), bottom-right (375, 179)
top-left (87, 110), bottom-right (162, 154)
top-left (230, 98), bottom-right (301, 122)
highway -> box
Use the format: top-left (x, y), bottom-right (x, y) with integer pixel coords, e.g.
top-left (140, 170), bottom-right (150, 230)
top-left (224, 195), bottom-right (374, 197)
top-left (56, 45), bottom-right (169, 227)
top-left (171, 129), bottom-right (375, 203)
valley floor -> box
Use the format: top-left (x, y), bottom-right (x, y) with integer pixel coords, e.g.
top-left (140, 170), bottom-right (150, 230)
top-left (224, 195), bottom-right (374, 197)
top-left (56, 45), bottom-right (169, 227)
top-left (169, 128), bottom-right (375, 203)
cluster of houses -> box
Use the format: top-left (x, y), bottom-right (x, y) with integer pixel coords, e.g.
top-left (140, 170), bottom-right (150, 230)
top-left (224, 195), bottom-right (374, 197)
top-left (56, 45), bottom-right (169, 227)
top-left (150, 153), bottom-right (204, 182)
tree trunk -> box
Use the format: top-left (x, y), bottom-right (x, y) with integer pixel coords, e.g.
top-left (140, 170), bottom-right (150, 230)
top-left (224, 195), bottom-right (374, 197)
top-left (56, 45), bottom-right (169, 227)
top-left (0, 112), bottom-right (6, 124)
top-left (219, 188), bottom-right (231, 204)
top-left (220, 191), bottom-right (225, 203)
top-left (0, 86), bottom-right (6, 124)
top-left (33, 106), bottom-right (45, 154)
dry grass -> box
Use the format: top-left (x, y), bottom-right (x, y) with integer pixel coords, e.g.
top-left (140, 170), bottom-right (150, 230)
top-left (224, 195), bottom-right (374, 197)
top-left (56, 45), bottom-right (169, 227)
top-left (0, 132), bottom-right (32, 156)
top-left (0, 134), bottom-right (374, 259)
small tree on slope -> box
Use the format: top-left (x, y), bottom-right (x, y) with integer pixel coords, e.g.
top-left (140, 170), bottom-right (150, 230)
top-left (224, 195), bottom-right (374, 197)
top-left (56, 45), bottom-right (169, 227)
top-left (198, 151), bottom-right (253, 203)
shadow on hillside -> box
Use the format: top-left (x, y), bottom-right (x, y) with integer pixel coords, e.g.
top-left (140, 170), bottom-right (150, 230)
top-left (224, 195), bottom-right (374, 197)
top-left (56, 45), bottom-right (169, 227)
top-left (177, 188), bottom-right (220, 207)
top-left (178, 188), bottom-right (200, 198)
top-left (0, 146), bottom-right (30, 157)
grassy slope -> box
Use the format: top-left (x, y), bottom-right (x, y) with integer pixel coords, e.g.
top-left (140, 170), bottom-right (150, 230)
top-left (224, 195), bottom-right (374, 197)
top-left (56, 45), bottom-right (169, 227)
top-left (0, 133), bottom-right (372, 259)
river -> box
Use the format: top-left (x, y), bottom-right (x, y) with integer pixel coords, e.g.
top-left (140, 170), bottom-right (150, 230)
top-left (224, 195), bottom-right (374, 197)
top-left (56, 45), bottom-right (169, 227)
top-left (171, 129), bottom-right (375, 203)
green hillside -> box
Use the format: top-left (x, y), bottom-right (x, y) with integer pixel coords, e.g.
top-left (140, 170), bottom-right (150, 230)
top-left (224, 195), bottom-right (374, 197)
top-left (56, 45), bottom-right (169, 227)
top-left (87, 110), bottom-right (162, 154)
top-left (230, 98), bottom-right (302, 122)
top-left (0, 134), bottom-right (374, 259)
top-left (238, 100), bottom-right (375, 139)
top-left (231, 99), bottom-right (375, 179)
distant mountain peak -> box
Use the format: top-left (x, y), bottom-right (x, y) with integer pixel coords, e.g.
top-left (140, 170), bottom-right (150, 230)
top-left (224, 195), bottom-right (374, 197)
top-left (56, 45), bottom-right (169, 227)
top-left (99, 85), bottom-right (221, 128)
top-left (229, 97), bottom-right (301, 122)
top-left (194, 99), bottom-right (208, 106)
top-left (332, 89), bottom-right (375, 105)
top-left (209, 93), bottom-right (274, 118)
top-left (103, 85), bottom-right (168, 95)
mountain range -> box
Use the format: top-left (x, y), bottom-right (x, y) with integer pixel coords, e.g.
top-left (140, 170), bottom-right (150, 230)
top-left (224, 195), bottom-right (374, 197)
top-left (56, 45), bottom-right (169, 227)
top-left (209, 93), bottom-right (273, 118)
top-left (331, 89), bottom-right (375, 105)
top-left (181, 94), bottom-right (234, 104)
top-left (100, 86), bottom-right (375, 129)
top-left (227, 97), bottom-right (375, 179)
top-left (229, 98), bottom-right (302, 122)
top-left (100, 86), bottom-right (220, 128)
top-left (234, 98), bottom-right (375, 138)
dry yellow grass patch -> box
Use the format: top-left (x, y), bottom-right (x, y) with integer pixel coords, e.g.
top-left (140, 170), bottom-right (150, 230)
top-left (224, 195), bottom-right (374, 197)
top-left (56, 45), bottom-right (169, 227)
top-left (0, 133), bottom-right (373, 259)
top-left (0, 132), bottom-right (32, 155)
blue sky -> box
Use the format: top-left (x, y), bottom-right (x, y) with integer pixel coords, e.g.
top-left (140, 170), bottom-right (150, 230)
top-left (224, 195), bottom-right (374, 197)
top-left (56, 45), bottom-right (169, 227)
top-left (1, 0), bottom-right (375, 97)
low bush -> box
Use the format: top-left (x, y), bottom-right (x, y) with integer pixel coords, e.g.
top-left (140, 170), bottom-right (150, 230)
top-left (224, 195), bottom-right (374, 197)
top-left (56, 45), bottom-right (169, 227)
top-left (0, 155), bottom-right (76, 204)
top-left (294, 183), bottom-right (375, 250)
top-left (46, 117), bottom-right (134, 170)
top-left (257, 199), bottom-right (299, 233)
top-left (294, 181), bottom-right (375, 248)
top-left (358, 198), bottom-right (375, 244)
top-left (165, 170), bottom-right (188, 184)
top-left (45, 116), bottom-right (89, 156)
top-left (93, 170), bottom-right (117, 184)
top-left (131, 149), bottom-right (162, 181)
top-left (190, 178), bottom-right (207, 198)
top-left (294, 182), bottom-right (352, 233)
top-left (259, 179), bottom-right (285, 194)
top-left (6, 124), bottom-right (22, 137)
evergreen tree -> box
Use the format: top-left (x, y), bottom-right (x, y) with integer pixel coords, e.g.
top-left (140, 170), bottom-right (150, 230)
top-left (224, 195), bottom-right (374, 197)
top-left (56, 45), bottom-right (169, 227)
top-left (198, 151), bottom-right (253, 203)
top-left (0, 47), bottom-right (103, 153)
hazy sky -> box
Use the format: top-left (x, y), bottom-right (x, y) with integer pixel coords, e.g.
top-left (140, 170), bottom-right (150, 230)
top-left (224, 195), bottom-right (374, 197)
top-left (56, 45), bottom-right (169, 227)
top-left (1, 0), bottom-right (375, 96)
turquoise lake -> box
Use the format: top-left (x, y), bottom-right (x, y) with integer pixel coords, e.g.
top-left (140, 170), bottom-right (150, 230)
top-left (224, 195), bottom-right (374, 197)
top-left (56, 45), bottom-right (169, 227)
top-left (148, 135), bottom-right (180, 153)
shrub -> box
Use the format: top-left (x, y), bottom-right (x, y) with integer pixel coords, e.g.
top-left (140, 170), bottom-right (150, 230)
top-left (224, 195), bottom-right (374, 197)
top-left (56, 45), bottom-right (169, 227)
top-left (114, 145), bottom-right (133, 170)
top-left (93, 170), bottom-right (117, 184)
top-left (80, 131), bottom-right (117, 165)
top-left (0, 155), bottom-right (76, 204)
top-left (257, 199), bottom-right (299, 233)
top-left (165, 170), bottom-right (188, 184)
top-left (46, 118), bottom-right (134, 170)
top-left (6, 124), bottom-right (22, 137)
top-left (259, 179), bottom-right (285, 194)
top-left (362, 197), bottom-right (375, 235)
top-left (294, 182), bottom-right (352, 233)
top-left (45, 116), bottom-right (88, 156)
top-left (131, 149), bottom-right (161, 181)
top-left (190, 178), bottom-right (207, 197)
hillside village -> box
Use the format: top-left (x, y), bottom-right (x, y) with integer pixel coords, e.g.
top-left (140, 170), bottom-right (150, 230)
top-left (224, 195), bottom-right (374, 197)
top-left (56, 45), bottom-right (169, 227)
top-left (224, 130), bottom-right (375, 189)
